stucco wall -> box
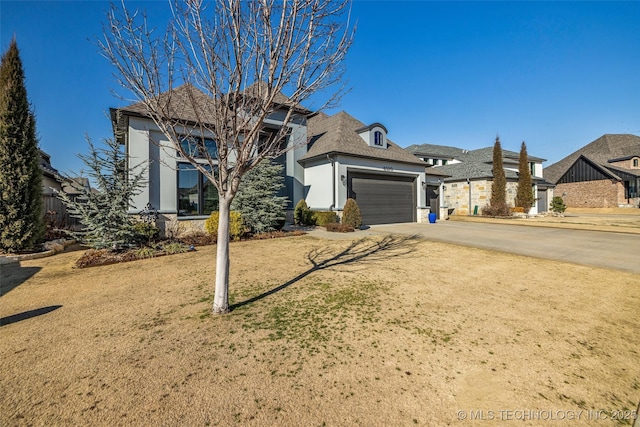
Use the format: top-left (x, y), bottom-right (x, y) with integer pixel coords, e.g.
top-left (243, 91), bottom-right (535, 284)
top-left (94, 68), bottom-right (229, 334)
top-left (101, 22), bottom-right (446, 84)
top-left (555, 180), bottom-right (621, 208)
top-left (303, 161), bottom-right (335, 210)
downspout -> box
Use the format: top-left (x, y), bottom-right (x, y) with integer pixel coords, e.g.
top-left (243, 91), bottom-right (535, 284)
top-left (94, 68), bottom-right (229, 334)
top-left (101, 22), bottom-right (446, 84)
top-left (467, 178), bottom-right (472, 216)
top-left (327, 154), bottom-right (335, 211)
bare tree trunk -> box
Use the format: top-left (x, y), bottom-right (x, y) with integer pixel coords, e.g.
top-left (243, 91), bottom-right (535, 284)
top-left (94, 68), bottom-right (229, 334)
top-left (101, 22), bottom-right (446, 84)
top-left (213, 194), bottom-right (231, 314)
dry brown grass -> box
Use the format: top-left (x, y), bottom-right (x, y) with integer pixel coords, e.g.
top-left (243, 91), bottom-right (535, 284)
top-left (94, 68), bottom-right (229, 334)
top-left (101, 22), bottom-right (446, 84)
top-left (451, 210), bottom-right (640, 234)
top-left (1, 235), bottom-right (639, 426)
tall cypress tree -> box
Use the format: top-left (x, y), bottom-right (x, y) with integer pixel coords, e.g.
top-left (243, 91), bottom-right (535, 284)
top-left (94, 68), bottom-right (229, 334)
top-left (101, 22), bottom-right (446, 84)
top-left (490, 136), bottom-right (507, 207)
top-left (0, 39), bottom-right (43, 252)
top-left (515, 141), bottom-right (534, 212)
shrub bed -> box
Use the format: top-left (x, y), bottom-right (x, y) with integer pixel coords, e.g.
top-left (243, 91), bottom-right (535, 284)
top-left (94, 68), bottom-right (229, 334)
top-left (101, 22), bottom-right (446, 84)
top-left (73, 230), bottom-right (308, 268)
top-left (325, 222), bottom-right (355, 233)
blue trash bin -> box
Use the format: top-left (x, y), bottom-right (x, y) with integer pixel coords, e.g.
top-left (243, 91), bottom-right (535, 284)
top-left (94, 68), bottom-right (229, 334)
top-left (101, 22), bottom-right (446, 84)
top-left (428, 212), bottom-right (437, 223)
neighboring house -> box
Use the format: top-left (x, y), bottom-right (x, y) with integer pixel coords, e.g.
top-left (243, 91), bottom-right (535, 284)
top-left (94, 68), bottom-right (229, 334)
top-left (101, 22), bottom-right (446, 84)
top-left (39, 150), bottom-right (62, 195)
top-left (544, 134), bottom-right (640, 208)
top-left (39, 150), bottom-right (84, 229)
top-left (407, 143), bottom-right (553, 215)
top-left (111, 86), bottom-right (432, 233)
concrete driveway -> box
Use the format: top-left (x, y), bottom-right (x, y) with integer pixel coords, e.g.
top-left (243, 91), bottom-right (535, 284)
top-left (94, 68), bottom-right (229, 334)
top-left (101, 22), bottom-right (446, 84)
top-left (365, 221), bottom-right (640, 274)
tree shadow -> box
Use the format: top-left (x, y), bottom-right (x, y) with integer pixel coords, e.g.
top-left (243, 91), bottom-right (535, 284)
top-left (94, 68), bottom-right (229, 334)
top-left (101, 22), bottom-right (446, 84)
top-left (230, 234), bottom-right (421, 311)
top-left (0, 263), bottom-right (41, 297)
top-left (0, 305), bottom-right (63, 326)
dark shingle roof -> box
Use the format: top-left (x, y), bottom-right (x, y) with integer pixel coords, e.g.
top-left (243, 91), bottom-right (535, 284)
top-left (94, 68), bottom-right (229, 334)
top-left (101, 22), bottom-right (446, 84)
top-left (405, 143), bottom-right (466, 159)
top-left (117, 84), bottom-right (218, 124)
top-left (544, 134), bottom-right (640, 183)
top-left (115, 82), bottom-right (309, 125)
top-left (298, 111), bottom-right (427, 166)
top-left (413, 145), bottom-right (547, 182)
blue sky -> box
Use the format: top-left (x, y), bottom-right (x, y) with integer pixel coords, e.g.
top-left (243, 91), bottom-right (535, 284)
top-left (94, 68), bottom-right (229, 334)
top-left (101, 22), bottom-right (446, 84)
top-left (2, 1), bottom-right (639, 175)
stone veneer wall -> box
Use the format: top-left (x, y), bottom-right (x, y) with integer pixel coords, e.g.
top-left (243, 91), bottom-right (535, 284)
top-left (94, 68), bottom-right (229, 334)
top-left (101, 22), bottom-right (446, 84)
top-left (555, 180), bottom-right (622, 208)
top-left (609, 157), bottom-right (640, 170)
top-left (443, 180), bottom-right (518, 215)
top-left (157, 214), bottom-right (208, 238)
top-left (417, 207), bottom-right (430, 223)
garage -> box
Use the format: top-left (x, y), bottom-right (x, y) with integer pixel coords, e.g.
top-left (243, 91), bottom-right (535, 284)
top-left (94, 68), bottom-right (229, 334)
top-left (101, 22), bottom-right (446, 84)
top-left (348, 172), bottom-right (416, 224)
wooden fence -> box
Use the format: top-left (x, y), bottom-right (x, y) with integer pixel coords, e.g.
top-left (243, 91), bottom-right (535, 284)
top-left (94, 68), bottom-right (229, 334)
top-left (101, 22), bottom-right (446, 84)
top-left (42, 194), bottom-right (81, 230)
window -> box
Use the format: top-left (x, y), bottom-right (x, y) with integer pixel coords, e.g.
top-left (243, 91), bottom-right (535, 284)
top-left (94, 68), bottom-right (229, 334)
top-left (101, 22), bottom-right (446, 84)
top-left (626, 179), bottom-right (639, 199)
top-left (177, 163), bottom-right (218, 216)
top-left (530, 162), bottom-right (536, 176)
top-left (442, 159), bottom-right (448, 165)
top-left (374, 131), bottom-right (384, 146)
top-left (634, 158), bottom-right (639, 168)
top-left (179, 136), bottom-right (217, 159)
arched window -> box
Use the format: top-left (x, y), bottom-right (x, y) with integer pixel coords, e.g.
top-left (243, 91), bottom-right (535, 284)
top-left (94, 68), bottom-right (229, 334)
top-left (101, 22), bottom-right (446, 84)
top-left (374, 131), bottom-right (384, 146)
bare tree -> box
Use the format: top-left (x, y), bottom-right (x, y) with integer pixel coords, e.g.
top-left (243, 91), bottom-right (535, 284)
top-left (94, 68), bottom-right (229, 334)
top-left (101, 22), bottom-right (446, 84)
top-left (100, 0), bottom-right (354, 314)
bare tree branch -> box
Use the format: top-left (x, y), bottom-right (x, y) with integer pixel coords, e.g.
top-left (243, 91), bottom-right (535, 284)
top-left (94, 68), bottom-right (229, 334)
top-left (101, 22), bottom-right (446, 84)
top-left (100, 0), bottom-right (354, 314)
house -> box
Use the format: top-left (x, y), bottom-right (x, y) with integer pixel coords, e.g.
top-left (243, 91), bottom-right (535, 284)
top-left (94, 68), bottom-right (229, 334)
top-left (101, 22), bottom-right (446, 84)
top-left (39, 150), bottom-right (62, 195)
top-left (111, 85), bottom-right (431, 235)
top-left (300, 111), bottom-right (429, 224)
top-left (407, 142), bottom-right (553, 215)
top-left (544, 134), bottom-right (640, 208)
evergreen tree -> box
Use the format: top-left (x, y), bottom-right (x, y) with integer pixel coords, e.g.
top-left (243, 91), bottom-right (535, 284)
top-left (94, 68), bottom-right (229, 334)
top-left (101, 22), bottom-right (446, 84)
top-left (490, 136), bottom-right (506, 206)
top-left (58, 135), bottom-right (146, 250)
top-left (515, 141), bottom-right (534, 212)
top-left (342, 198), bottom-right (362, 228)
top-left (231, 160), bottom-right (287, 233)
top-left (483, 136), bottom-right (510, 216)
top-left (0, 39), bottom-right (44, 253)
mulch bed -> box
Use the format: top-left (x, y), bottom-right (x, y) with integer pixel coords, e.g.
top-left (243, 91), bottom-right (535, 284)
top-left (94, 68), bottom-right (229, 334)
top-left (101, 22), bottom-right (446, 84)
top-left (74, 230), bottom-right (307, 268)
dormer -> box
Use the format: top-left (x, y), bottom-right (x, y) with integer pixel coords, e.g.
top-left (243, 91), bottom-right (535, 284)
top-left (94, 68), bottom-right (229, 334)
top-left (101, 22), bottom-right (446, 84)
top-left (356, 123), bottom-right (388, 149)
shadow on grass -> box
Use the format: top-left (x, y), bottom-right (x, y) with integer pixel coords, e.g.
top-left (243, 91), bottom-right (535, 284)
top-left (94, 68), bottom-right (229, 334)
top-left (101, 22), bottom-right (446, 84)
top-left (0, 305), bottom-right (62, 326)
top-left (0, 264), bottom-right (41, 297)
top-left (230, 234), bottom-right (421, 311)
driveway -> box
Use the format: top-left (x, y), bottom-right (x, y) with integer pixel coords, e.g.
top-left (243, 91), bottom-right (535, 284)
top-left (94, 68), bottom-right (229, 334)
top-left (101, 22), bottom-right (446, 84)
top-left (366, 221), bottom-right (640, 274)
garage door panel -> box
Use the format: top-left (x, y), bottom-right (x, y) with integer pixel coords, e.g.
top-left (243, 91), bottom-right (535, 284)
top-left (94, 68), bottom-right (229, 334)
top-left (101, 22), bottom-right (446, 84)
top-left (349, 173), bottom-right (415, 225)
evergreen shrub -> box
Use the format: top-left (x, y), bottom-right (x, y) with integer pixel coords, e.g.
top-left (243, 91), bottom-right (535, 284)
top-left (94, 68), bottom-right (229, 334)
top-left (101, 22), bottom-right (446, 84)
top-left (294, 199), bottom-right (313, 225)
top-left (133, 221), bottom-right (160, 245)
top-left (312, 211), bottom-right (338, 226)
top-left (550, 196), bottom-right (567, 213)
top-left (342, 198), bottom-right (362, 228)
top-left (205, 211), bottom-right (244, 240)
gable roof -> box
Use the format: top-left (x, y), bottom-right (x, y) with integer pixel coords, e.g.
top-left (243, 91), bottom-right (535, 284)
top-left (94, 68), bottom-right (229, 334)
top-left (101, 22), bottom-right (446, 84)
top-left (544, 134), bottom-right (640, 183)
top-left (298, 111), bottom-right (427, 166)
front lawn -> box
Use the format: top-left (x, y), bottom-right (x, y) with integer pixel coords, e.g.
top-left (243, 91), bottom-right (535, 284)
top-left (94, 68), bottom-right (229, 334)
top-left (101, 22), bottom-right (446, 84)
top-left (1, 235), bottom-right (638, 426)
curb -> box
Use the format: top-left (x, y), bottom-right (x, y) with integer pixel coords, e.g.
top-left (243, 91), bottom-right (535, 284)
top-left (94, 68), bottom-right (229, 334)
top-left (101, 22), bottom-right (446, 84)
top-left (0, 239), bottom-right (76, 265)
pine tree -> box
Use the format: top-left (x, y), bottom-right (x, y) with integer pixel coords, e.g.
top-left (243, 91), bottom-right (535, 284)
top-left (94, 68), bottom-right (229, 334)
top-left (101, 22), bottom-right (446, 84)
top-left (515, 141), bottom-right (534, 212)
top-left (0, 39), bottom-right (44, 253)
top-left (231, 160), bottom-right (287, 233)
top-left (57, 135), bottom-right (146, 250)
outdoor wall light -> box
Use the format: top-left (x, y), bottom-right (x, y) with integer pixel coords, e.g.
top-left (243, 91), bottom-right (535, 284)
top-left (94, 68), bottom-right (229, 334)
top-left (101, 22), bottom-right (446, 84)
top-left (340, 175), bottom-right (347, 186)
